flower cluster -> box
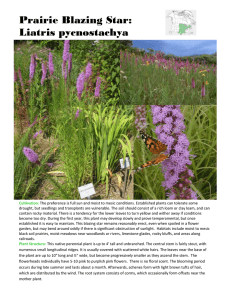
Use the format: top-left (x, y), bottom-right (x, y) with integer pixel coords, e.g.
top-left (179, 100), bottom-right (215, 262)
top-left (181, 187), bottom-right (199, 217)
top-left (23, 147), bottom-right (40, 165)
top-left (191, 77), bottom-right (195, 88)
top-left (201, 81), bottom-right (205, 97)
top-left (94, 77), bottom-right (101, 97)
top-left (85, 62), bottom-right (92, 80)
top-left (18, 68), bottom-right (24, 88)
top-left (29, 54), bottom-right (36, 82)
top-left (23, 147), bottom-right (53, 167)
top-left (76, 72), bottom-right (85, 100)
top-left (62, 40), bottom-right (70, 62)
top-left (62, 40), bottom-right (71, 78)
top-left (14, 70), bottom-right (17, 82)
top-left (41, 63), bottom-right (47, 86)
top-left (151, 105), bottom-right (197, 200)
top-left (33, 130), bottom-right (42, 139)
top-left (48, 52), bottom-right (54, 76)
top-left (134, 105), bottom-right (147, 132)
top-left (68, 53), bottom-right (72, 74)
top-left (75, 109), bottom-right (82, 119)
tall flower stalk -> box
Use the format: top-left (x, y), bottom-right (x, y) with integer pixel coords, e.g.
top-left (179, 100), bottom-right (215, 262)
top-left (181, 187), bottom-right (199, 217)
top-left (14, 70), bottom-right (17, 82)
top-left (85, 62), bottom-right (92, 80)
top-left (76, 72), bottom-right (85, 100)
top-left (62, 40), bottom-right (70, 62)
top-left (201, 81), bottom-right (205, 97)
top-left (151, 105), bottom-right (197, 200)
top-left (94, 77), bottom-right (101, 97)
top-left (68, 53), bottom-right (72, 74)
top-left (62, 40), bottom-right (70, 77)
top-left (29, 54), bottom-right (36, 82)
top-left (48, 52), bottom-right (54, 76)
top-left (18, 68), bottom-right (24, 89)
top-left (41, 63), bottom-right (47, 86)
top-left (191, 77), bottom-right (195, 88)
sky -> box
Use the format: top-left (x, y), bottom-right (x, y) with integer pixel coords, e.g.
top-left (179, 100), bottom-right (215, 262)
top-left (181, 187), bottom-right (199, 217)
top-left (131, 40), bottom-right (217, 56)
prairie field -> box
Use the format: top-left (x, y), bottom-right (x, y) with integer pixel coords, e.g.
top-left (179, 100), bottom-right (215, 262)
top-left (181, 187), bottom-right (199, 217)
top-left (120, 50), bottom-right (217, 105)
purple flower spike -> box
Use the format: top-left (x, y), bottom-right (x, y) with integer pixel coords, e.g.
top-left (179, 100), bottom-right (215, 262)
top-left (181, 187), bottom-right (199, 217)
top-left (18, 68), bottom-right (24, 88)
top-left (63, 40), bottom-right (70, 62)
top-left (191, 77), bottom-right (195, 88)
top-left (75, 109), bottom-right (82, 119)
top-left (135, 105), bottom-right (147, 132)
top-left (29, 54), bottom-right (36, 81)
top-left (46, 163), bottom-right (53, 167)
top-left (64, 67), bottom-right (67, 81)
top-left (85, 62), bottom-right (92, 80)
top-left (94, 77), bottom-right (101, 97)
top-left (41, 63), bottom-right (47, 86)
top-left (151, 105), bottom-right (197, 200)
top-left (48, 52), bottom-right (54, 76)
top-left (76, 72), bottom-right (85, 100)
top-left (33, 130), bottom-right (42, 139)
top-left (201, 82), bottom-right (205, 97)
top-left (68, 53), bottom-right (72, 74)
top-left (14, 70), bottom-right (17, 82)
top-left (23, 147), bottom-right (40, 165)
top-left (28, 115), bottom-right (38, 128)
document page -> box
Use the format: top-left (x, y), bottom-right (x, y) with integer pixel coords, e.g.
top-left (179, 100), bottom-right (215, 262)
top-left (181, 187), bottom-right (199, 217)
top-left (2, 1), bottom-right (230, 299)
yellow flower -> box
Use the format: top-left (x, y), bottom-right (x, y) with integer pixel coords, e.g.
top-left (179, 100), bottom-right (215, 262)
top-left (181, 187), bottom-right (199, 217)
top-left (146, 61), bottom-right (149, 66)
top-left (201, 74), bottom-right (205, 76)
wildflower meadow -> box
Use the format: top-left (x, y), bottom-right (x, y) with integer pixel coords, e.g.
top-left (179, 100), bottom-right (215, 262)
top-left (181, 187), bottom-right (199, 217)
top-left (14, 40), bottom-right (133, 200)
top-left (134, 105), bottom-right (217, 200)
top-left (120, 49), bottom-right (217, 105)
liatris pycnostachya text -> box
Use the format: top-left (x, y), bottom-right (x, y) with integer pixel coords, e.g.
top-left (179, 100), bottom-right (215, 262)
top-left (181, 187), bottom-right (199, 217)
top-left (135, 105), bottom-right (147, 132)
top-left (151, 105), bottom-right (197, 200)
top-left (29, 54), bottom-right (36, 82)
top-left (48, 52), bottom-right (54, 76)
top-left (76, 72), bottom-right (85, 100)
top-left (41, 63), bottom-right (47, 86)
top-left (94, 77), bottom-right (101, 97)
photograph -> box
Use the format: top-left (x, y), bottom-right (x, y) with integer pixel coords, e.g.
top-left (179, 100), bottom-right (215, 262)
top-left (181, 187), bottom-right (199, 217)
top-left (14, 40), bottom-right (133, 200)
top-left (120, 40), bottom-right (217, 105)
top-left (134, 105), bottom-right (217, 200)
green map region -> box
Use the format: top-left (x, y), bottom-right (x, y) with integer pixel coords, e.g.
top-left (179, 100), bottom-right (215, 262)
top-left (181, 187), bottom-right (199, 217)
top-left (178, 24), bottom-right (191, 34)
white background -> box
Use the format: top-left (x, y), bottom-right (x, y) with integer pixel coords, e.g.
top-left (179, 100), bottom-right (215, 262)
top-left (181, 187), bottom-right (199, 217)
top-left (1, 0), bottom-right (231, 299)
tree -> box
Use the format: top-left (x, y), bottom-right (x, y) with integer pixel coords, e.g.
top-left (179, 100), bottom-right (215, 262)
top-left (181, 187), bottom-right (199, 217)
top-left (120, 40), bottom-right (133, 50)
